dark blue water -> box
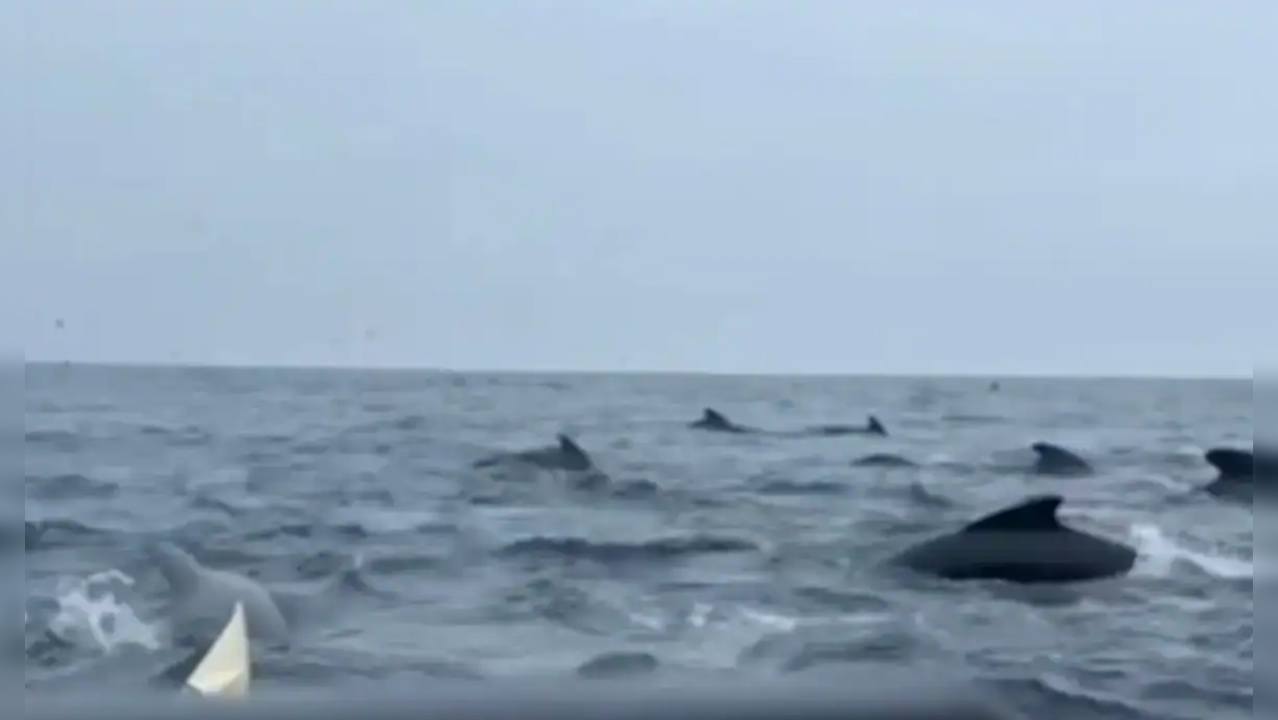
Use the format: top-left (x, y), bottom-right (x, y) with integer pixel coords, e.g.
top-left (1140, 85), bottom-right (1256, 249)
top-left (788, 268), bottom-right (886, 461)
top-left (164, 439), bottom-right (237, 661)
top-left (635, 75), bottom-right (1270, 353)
top-left (22, 364), bottom-right (1252, 718)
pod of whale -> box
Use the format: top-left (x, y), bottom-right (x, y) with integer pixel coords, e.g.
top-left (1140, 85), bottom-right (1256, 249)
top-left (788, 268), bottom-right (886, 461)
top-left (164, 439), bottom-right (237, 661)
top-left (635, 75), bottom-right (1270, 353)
top-left (893, 495), bottom-right (1137, 584)
top-left (150, 541), bottom-right (290, 648)
top-left (1030, 442), bottom-right (1093, 477)
top-left (24, 372), bottom-right (1254, 696)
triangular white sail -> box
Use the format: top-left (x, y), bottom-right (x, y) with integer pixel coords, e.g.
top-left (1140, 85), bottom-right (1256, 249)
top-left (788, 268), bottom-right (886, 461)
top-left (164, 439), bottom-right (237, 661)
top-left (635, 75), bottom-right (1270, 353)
top-left (185, 602), bottom-right (251, 698)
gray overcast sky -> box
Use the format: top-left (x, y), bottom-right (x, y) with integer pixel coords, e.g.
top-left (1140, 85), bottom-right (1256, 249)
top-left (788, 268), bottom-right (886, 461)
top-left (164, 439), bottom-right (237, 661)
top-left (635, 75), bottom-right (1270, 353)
top-left (4, 1), bottom-right (1271, 376)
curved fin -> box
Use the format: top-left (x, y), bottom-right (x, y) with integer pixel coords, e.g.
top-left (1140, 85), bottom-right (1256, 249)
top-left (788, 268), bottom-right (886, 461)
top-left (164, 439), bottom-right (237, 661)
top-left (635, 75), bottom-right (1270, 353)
top-left (867, 416), bottom-right (887, 435)
top-left (185, 602), bottom-right (251, 698)
top-left (557, 434), bottom-right (590, 463)
top-left (151, 541), bottom-right (203, 594)
top-left (1031, 442), bottom-right (1080, 460)
top-left (1030, 442), bottom-right (1091, 473)
top-left (962, 495), bottom-right (1064, 532)
top-left (704, 408), bottom-right (728, 425)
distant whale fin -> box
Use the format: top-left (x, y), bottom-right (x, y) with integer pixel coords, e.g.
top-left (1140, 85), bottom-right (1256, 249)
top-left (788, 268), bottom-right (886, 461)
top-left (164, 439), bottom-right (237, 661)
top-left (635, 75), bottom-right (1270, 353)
top-left (1030, 442), bottom-right (1090, 470)
top-left (150, 541), bottom-right (203, 593)
top-left (1031, 442), bottom-right (1079, 459)
top-left (703, 408), bottom-right (728, 424)
top-left (867, 416), bottom-right (887, 435)
top-left (1204, 448), bottom-right (1253, 479)
top-left (557, 434), bottom-right (591, 464)
top-left (962, 495), bottom-right (1064, 532)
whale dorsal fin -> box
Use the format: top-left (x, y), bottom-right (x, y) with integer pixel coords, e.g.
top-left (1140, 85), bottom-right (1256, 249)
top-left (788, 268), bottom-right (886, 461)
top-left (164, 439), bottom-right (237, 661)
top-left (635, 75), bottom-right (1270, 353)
top-left (704, 408), bottom-right (728, 424)
top-left (151, 541), bottom-right (203, 594)
top-left (867, 415), bottom-right (886, 435)
top-left (557, 434), bottom-right (590, 464)
top-left (962, 496), bottom-right (1064, 533)
top-left (1032, 442), bottom-right (1080, 461)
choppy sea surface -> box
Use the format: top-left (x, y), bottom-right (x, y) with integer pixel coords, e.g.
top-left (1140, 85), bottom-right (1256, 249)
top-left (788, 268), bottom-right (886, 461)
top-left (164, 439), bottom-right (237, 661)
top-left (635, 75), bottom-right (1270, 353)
top-left (21, 364), bottom-right (1252, 717)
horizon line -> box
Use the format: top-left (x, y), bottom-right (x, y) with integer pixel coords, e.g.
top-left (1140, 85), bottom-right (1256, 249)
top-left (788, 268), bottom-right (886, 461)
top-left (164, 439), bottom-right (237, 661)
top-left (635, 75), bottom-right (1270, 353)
top-left (20, 358), bottom-right (1251, 382)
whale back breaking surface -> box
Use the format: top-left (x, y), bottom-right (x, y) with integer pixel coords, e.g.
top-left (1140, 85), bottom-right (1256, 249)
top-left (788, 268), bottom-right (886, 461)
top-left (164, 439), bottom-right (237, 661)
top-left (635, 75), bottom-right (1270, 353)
top-left (1204, 446), bottom-right (1273, 502)
top-left (1204, 447), bottom-right (1255, 479)
top-left (961, 496), bottom-right (1064, 533)
top-left (894, 493), bottom-right (1136, 583)
top-left (852, 453), bottom-right (915, 468)
top-left (151, 541), bottom-right (291, 648)
top-left (151, 541), bottom-right (203, 594)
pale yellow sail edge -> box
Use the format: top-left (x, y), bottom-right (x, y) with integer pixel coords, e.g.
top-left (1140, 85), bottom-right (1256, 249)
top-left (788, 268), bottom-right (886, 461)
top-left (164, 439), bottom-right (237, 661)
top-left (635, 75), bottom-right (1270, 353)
top-left (185, 602), bottom-right (251, 698)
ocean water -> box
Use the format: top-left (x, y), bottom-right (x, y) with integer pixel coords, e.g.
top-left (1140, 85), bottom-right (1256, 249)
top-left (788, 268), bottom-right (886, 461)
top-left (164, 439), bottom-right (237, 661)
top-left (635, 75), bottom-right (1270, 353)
top-left (21, 364), bottom-right (1252, 717)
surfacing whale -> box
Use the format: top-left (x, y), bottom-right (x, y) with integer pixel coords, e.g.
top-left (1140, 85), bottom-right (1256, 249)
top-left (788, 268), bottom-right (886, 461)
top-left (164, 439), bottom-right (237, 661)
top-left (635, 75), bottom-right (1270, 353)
top-left (689, 408), bottom-right (752, 434)
top-left (852, 453), bottom-right (916, 468)
top-left (1030, 442), bottom-right (1092, 476)
top-left (473, 434), bottom-right (595, 472)
top-left (1203, 447), bottom-right (1270, 502)
top-left (150, 542), bottom-right (289, 648)
top-left (809, 415), bottom-right (888, 437)
top-left (893, 495), bottom-right (1136, 584)
top-left (690, 407), bottom-right (888, 438)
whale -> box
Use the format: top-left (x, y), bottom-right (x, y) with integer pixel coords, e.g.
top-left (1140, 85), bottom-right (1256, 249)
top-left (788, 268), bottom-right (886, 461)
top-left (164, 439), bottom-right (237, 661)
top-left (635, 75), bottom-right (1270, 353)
top-left (852, 453), bottom-right (916, 468)
top-left (689, 408), bottom-right (752, 434)
top-left (150, 541), bottom-right (290, 649)
top-left (808, 415), bottom-right (888, 437)
top-left (473, 434), bottom-right (595, 472)
top-left (1206, 447), bottom-right (1252, 479)
top-left (1203, 447), bottom-right (1271, 502)
top-left (893, 495), bottom-right (1136, 584)
top-left (690, 408), bottom-right (888, 438)
top-left (1030, 442), bottom-right (1092, 476)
